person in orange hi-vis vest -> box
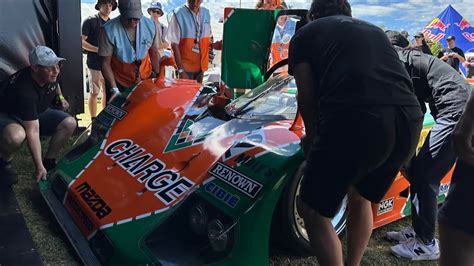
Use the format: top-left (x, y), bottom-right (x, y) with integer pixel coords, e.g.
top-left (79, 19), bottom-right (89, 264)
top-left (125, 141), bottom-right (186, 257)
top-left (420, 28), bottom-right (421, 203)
top-left (99, 0), bottom-right (161, 103)
top-left (167, 0), bottom-right (222, 83)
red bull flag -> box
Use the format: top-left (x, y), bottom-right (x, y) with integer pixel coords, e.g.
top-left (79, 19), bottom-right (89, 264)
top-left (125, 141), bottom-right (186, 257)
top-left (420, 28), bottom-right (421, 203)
top-left (422, 5), bottom-right (474, 75)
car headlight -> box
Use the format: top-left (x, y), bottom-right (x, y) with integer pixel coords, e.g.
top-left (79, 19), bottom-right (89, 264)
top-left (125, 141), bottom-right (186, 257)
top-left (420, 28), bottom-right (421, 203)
top-left (207, 219), bottom-right (229, 252)
top-left (189, 204), bottom-right (209, 236)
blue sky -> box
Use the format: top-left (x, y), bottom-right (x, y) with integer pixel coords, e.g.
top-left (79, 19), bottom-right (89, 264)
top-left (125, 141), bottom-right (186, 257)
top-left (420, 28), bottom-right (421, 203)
top-left (81, 0), bottom-right (474, 38)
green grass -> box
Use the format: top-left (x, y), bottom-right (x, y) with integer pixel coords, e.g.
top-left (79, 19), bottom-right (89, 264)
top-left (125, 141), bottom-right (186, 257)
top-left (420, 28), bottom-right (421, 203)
top-left (11, 138), bottom-right (437, 265)
top-left (12, 138), bottom-right (80, 265)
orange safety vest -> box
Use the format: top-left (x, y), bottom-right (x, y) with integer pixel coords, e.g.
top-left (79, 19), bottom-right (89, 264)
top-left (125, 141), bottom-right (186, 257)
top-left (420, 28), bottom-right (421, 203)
top-left (103, 16), bottom-right (156, 87)
top-left (173, 5), bottom-right (211, 72)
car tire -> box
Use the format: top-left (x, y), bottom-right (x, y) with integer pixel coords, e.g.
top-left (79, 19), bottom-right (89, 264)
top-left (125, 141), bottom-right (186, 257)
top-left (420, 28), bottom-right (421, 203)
top-left (271, 162), bottom-right (348, 255)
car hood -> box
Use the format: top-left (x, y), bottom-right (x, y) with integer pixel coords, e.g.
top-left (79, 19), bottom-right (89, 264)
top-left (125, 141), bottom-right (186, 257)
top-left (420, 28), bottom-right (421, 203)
top-left (62, 79), bottom-right (301, 236)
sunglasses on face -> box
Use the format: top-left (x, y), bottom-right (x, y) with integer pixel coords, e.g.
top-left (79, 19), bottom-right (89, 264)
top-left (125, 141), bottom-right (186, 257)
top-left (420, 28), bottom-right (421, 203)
top-left (150, 9), bottom-right (162, 14)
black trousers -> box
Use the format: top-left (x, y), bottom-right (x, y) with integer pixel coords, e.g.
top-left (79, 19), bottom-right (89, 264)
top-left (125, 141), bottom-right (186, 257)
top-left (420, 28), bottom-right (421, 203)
top-left (408, 114), bottom-right (459, 242)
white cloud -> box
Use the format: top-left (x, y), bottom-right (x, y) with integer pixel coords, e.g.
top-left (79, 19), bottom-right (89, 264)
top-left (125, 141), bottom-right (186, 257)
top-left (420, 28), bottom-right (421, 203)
top-left (352, 5), bottom-right (398, 16)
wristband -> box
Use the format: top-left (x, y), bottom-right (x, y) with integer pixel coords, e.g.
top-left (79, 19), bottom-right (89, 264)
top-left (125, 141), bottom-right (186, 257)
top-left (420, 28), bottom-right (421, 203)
top-left (177, 68), bottom-right (184, 74)
top-left (58, 94), bottom-right (65, 100)
top-left (111, 87), bottom-right (120, 94)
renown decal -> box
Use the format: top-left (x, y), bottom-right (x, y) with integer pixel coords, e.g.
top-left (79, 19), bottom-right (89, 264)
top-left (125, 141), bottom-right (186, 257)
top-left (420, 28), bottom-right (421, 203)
top-left (377, 197), bottom-right (394, 216)
top-left (204, 182), bottom-right (240, 208)
top-left (103, 104), bottom-right (128, 120)
top-left (104, 139), bottom-right (195, 205)
top-left (208, 162), bottom-right (263, 198)
top-left (75, 182), bottom-right (112, 219)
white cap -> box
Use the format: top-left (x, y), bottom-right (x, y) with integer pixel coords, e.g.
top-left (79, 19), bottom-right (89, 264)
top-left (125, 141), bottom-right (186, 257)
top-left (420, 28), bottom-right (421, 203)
top-left (29, 46), bottom-right (66, 67)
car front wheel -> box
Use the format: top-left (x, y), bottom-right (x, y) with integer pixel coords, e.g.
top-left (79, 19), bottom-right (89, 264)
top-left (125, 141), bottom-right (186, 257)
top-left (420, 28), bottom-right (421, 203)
top-left (271, 162), bottom-right (348, 255)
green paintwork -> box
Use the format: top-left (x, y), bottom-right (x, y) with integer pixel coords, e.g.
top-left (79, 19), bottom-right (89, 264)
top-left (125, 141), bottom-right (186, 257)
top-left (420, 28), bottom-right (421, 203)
top-left (423, 104), bottom-right (435, 127)
top-left (221, 9), bottom-right (278, 90)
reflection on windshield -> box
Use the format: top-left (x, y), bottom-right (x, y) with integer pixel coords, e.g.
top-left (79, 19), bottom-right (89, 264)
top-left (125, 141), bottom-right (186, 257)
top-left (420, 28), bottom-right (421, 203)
top-left (225, 74), bottom-right (298, 120)
top-left (268, 16), bottom-right (297, 71)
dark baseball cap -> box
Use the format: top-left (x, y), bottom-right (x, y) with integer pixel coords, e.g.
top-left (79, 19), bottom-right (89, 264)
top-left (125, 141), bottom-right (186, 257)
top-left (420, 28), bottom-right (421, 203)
top-left (118, 0), bottom-right (143, 19)
top-left (446, 35), bottom-right (455, 41)
top-left (385, 30), bottom-right (409, 48)
top-left (414, 32), bottom-right (424, 38)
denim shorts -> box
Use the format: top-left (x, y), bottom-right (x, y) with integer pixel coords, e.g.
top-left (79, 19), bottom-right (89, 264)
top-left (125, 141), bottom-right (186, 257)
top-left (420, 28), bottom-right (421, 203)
top-left (0, 108), bottom-right (71, 136)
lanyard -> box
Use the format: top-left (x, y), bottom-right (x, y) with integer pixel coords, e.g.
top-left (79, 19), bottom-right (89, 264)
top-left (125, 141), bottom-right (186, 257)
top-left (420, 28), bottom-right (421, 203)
top-left (185, 6), bottom-right (201, 44)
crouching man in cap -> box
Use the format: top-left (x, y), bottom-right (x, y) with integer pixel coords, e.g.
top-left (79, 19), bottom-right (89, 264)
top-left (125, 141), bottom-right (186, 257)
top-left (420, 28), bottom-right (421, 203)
top-left (99, 0), bottom-right (161, 103)
top-left (0, 46), bottom-right (77, 184)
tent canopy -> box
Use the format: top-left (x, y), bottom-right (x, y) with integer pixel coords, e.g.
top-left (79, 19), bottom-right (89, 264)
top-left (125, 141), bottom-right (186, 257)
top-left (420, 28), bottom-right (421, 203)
top-left (422, 5), bottom-right (474, 74)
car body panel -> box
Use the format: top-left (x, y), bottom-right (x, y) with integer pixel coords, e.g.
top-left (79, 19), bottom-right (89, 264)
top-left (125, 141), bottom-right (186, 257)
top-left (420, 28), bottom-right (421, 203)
top-left (39, 8), bottom-right (462, 265)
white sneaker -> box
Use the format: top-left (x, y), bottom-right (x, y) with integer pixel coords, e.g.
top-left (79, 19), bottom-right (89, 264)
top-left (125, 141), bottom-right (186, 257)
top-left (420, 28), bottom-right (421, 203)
top-left (390, 237), bottom-right (440, 261)
top-left (385, 226), bottom-right (416, 243)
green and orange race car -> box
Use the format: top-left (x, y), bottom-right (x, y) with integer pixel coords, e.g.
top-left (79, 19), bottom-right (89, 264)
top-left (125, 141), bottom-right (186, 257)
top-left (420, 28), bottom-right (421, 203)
top-left (39, 8), bottom-right (453, 265)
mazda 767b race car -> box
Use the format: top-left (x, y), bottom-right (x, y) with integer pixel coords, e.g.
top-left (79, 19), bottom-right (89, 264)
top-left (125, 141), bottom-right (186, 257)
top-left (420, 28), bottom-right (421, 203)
top-left (39, 8), bottom-right (453, 265)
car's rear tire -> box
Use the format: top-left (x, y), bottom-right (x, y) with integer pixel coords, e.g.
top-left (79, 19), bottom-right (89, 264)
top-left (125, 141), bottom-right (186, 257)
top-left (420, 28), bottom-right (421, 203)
top-left (271, 162), bottom-right (348, 255)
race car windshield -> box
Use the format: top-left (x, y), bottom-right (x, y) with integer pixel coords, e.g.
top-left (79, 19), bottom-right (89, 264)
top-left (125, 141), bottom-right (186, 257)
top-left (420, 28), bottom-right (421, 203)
top-left (225, 74), bottom-right (298, 120)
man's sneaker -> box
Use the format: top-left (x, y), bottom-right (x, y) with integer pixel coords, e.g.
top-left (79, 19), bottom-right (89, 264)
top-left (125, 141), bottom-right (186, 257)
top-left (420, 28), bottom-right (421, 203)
top-left (390, 237), bottom-right (440, 261)
top-left (385, 226), bottom-right (416, 243)
top-left (0, 159), bottom-right (18, 186)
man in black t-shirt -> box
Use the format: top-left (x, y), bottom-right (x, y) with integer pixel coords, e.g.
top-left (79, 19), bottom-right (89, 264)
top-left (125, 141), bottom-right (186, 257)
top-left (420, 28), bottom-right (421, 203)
top-left (0, 46), bottom-right (77, 185)
top-left (437, 35), bottom-right (466, 73)
top-left (384, 31), bottom-right (470, 261)
top-left (288, 1), bottom-right (423, 265)
top-left (82, 0), bottom-right (116, 119)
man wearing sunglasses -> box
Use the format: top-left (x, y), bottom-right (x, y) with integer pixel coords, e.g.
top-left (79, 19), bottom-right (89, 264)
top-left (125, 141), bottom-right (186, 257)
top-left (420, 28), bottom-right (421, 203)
top-left (147, 2), bottom-right (177, 79)
top-left (0, 46), bottom-right (77, 184)
top-left (99, 0), bottom-right (161, 103)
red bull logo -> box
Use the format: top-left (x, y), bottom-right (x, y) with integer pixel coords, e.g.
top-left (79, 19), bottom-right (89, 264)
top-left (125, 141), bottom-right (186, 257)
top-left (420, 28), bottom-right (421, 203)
top-left (455, 18), bottom-right (472, 31)
top-left (462, 32), bottom-right (474, 42)
top-left (422, 29), bottom-right (445, 42)
top-left (426, 18), bottom-right (449, 32)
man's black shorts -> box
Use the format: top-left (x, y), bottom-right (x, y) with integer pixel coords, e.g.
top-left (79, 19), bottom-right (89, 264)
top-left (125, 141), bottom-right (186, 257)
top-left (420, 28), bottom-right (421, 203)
top-left (438, 161), bottom-right (474, 236)
top-left (0, 108), bottom-right (71, 136)
top-left (301, 105), bottom-right (423, 218)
